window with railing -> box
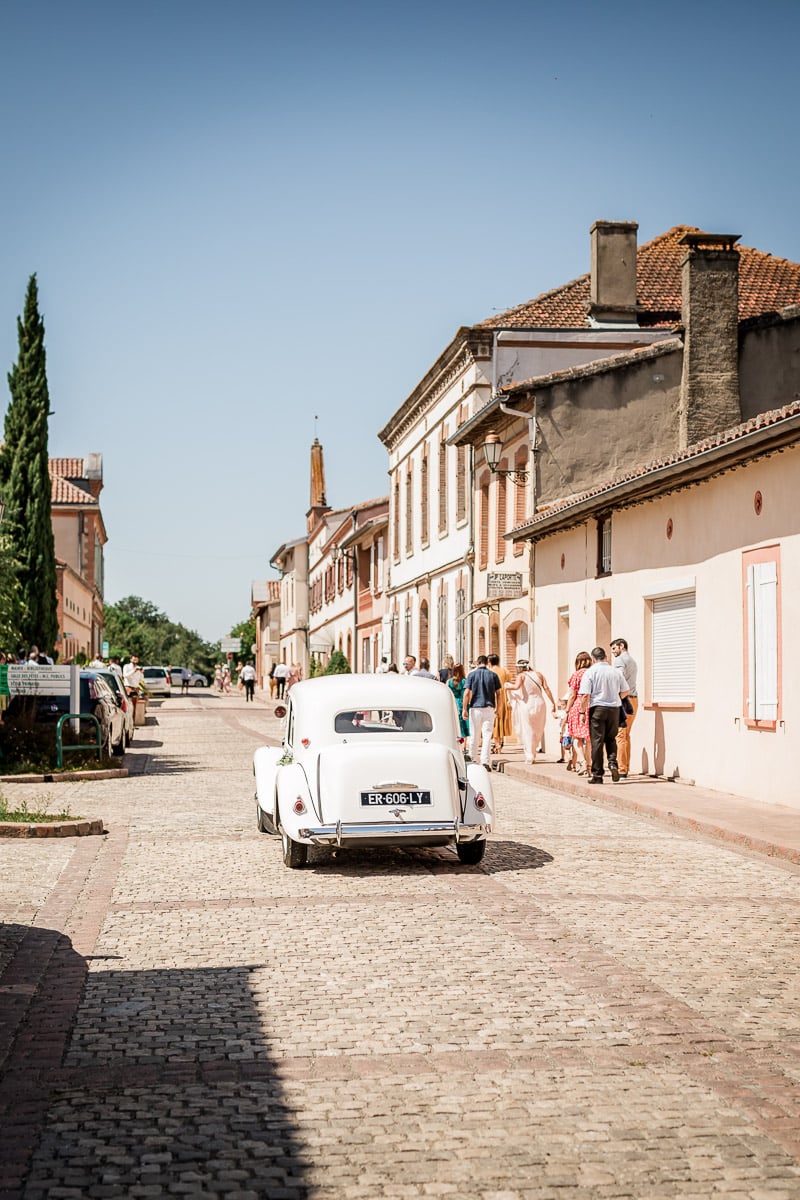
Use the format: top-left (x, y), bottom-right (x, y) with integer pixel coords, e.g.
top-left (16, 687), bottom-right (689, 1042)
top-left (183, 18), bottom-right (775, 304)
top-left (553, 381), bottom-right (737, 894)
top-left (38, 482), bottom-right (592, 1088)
top-left (597, 515), bottom-right (612, 575)
top-left (405, 466), bottom-right (413, 556)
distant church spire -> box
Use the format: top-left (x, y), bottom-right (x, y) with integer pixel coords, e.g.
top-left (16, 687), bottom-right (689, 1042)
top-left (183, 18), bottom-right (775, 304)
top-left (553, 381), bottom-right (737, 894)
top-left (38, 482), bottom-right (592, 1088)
top-left (310, 436), bottom-right (327, 510)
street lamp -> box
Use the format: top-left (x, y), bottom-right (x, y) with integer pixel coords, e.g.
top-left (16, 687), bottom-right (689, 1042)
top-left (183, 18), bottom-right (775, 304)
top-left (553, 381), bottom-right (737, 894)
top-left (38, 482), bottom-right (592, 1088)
top-left (482, 432), bottom-right (529, 486)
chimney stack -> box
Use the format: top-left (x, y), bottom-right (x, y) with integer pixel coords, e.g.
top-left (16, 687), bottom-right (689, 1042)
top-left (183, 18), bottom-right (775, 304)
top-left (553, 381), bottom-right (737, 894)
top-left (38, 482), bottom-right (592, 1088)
top-left (588, 220), bottom-right (639, 326)
top-left (307, 436), bottom-right (330, 533)
top-left (678, 232), bottom-right (742, 447)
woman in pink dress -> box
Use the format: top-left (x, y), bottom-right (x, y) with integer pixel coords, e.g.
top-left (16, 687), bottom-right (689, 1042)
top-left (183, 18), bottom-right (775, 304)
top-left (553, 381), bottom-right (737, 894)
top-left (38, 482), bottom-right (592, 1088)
top-left (565, 651), bottom-right (592, 775)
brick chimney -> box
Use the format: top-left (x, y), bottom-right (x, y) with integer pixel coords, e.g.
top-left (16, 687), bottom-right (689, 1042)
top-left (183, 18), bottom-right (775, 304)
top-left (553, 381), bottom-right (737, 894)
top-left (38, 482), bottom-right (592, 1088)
top-left (307, 436), bottom-right (330, 532)
top-left (678, 232), bottom-right (741, 447)
top-left (588, 220), bottom-right (639, 326)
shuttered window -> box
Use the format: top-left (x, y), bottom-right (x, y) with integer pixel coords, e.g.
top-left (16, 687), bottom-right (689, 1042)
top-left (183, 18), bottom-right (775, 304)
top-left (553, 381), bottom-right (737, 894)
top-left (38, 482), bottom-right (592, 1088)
top-left (651, 591), bottom-right (695, 704)
top-left (745, 556), bottom-right (779, 722)
top-left (478, 475), bottom-right (490, 569)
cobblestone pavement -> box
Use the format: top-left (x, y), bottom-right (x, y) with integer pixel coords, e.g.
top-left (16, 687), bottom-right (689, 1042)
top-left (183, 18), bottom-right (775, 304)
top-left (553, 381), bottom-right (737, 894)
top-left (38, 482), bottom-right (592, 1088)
top-left (1, 691), bottom-right (799, 1199)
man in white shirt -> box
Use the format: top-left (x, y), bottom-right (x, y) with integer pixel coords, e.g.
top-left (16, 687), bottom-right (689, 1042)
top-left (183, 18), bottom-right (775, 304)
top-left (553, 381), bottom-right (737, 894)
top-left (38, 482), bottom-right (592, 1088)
top-left (579, 647), bottom-right (629, 784)
top-left (611, 637), bottom-right (638, 778)
top-left (122, 655), bottom-right (144, 697)
top-left (273, 661), bottom-right (290, 699)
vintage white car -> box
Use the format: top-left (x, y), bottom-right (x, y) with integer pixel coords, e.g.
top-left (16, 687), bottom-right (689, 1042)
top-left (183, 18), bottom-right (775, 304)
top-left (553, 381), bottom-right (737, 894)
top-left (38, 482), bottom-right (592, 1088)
top-left (254, 674), bottom-right (495, 868)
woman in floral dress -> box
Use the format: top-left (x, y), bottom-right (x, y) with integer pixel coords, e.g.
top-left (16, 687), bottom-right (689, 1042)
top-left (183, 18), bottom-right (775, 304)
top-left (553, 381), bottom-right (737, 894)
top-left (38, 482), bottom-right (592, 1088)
top-left (565, 650), bottom-right (592, 774)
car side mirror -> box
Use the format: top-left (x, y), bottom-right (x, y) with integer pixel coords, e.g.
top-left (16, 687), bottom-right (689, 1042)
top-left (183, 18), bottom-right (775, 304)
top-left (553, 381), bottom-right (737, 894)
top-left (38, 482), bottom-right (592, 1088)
top-left (274, 705), bottom-right (287, 719)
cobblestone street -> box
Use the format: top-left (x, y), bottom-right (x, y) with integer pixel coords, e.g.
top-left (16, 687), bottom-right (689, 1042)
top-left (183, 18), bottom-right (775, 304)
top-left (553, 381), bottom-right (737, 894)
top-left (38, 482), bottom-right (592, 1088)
top-left (1, 692), bottom-right (799, 1199)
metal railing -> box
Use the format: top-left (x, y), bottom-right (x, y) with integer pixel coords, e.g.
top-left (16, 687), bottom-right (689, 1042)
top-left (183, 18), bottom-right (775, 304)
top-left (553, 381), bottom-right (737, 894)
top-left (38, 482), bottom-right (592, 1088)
top-left (55, 714), bottom-right (103, 768)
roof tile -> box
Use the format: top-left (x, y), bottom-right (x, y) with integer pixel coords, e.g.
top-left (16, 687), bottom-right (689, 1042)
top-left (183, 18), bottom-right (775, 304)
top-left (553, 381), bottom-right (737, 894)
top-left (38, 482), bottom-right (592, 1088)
top-left (480, 226), bottom-right (800, 330)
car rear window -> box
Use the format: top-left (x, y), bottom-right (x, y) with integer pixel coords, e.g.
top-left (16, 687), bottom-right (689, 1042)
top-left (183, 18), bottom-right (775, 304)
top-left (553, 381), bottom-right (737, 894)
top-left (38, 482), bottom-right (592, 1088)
top-left (334, 709), bottom-right (433, 733)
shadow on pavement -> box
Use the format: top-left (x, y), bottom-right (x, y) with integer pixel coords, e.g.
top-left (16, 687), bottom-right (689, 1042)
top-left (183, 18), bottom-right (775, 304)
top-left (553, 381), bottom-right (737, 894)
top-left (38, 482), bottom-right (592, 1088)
top-left (298, 839), bottom-right (553, 875)
top-left (0, 927), bottom-right (312, 1198)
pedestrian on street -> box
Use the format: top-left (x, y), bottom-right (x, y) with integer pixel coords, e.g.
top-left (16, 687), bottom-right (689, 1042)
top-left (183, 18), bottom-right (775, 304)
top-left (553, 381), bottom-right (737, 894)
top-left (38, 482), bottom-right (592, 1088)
top-left (488, 653), bottom-right (512, 752)
top-left (274, 661), bottom-right (289, 698)
top-left (504, 660), bottom-right (557, 765)
top-left (123, 655), bottom-right (144, 698)
top-left (578, 647), bottom-right (629, 784)
top-left (240, 660), bottom-right (256, 702)
top-left (180, 666), bottom-right (192, 695)
top-left (611, 637), bottom-right (638, 778)
top-left (412, 657), bottom-right (436, 679)
top-left (462, 655), bottom-right (501, 767)
top-left (402, 655), bottom-right (416, 675)
top-left (564, 650), bottom-right (592, 775)
top-left (447, 663), bottom-right (469, 739)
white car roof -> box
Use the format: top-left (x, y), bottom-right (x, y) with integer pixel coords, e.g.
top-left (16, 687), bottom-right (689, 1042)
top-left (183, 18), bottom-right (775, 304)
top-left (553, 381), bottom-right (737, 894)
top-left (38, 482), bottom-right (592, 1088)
top-left (287, 673), bottom-right (456, 725)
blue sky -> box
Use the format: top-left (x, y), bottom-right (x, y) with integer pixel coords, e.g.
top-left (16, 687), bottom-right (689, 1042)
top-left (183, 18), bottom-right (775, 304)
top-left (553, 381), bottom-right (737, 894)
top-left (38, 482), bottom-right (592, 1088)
top-left (1, 0), bottom-right (799, 643)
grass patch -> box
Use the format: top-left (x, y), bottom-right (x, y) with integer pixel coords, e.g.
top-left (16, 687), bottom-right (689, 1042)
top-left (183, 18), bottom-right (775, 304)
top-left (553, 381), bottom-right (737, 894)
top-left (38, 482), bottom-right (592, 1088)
top-left (0, 788), bottom-right (81, 823)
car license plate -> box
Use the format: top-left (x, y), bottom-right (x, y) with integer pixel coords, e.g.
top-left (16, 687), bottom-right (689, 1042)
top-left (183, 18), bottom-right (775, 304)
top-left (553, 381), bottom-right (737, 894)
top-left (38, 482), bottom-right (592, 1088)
top-left (361, 790), bottom-right (432, 806)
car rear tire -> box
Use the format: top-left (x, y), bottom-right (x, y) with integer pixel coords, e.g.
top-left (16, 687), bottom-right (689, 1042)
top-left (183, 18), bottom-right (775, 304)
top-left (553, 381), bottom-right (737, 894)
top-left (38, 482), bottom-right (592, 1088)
top-left (256, 800), bottom-right (276, 835)
top-left (281, 828), bottom-right (307, 868)
top-left (456, 839), bottom-right (486, 865)
top-left (194, 679), bottom-right (206, 687)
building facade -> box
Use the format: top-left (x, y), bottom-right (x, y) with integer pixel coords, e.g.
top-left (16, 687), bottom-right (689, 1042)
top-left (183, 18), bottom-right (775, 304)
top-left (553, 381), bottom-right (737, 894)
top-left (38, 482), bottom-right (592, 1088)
top-left (512, 401), bottom-right (800, 807)
top-left (50, 454), bottom-right (107, 661)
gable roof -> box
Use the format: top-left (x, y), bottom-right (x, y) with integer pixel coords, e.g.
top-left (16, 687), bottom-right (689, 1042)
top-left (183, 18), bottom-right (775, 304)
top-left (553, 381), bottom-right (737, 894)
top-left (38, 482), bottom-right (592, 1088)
top-left (50, 470), bottom-right (97, 506)
top-left (479, 226), bottom-right (800, 331)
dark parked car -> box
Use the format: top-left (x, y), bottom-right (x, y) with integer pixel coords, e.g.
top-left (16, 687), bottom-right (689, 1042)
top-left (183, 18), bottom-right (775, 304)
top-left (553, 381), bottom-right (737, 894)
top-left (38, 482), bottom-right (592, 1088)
top-left (97, 669), bottom-right (135, 749)
top-left (4, 669), bottom-right (127, 758)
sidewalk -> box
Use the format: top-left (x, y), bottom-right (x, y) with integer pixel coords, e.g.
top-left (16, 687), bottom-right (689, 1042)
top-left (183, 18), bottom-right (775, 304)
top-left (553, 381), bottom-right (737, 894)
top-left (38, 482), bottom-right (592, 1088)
top-left (499, 747), bottom-right (800, 865)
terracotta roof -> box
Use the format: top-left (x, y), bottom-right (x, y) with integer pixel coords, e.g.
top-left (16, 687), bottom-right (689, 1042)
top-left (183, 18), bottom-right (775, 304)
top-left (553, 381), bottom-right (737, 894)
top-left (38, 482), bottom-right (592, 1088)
top-left (49, 456), bottom-right (86, 478)
top-left (50, 474), bottom-right (96, 505)
top-left (509, 398), bottom-right (800, 538)
top-left (480, 226), bottom-right (800, 331)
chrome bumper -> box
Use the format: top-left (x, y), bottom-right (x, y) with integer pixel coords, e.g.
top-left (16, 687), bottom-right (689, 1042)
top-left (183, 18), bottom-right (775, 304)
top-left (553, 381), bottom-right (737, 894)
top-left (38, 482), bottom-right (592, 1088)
top-left (297, 819), bottom-right (490, 847)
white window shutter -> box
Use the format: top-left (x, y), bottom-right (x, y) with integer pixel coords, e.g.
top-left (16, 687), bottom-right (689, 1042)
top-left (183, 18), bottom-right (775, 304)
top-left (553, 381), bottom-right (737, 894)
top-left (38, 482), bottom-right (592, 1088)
top-left (748, 560), bottom-right (778, 720)
top-left (651, 592), bottom-right (696, 703)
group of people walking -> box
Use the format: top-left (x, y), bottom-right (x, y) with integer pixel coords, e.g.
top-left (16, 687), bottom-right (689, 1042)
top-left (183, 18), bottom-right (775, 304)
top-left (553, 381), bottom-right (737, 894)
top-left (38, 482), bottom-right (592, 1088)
top-left (448, 638), bottom-right (638, 782)
top-left (560, 639), bottom-right (638, 782)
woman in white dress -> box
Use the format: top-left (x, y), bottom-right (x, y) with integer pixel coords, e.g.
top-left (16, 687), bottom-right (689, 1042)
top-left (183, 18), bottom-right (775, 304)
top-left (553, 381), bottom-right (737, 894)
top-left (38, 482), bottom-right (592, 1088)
top-left (505, 660), bottom-right (558, 764)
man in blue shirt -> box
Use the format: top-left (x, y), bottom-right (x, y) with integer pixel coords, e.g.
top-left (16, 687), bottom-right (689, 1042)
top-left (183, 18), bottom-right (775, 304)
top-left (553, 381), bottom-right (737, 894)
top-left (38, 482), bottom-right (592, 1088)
top-left (463, 655), bottom-right (501, 766)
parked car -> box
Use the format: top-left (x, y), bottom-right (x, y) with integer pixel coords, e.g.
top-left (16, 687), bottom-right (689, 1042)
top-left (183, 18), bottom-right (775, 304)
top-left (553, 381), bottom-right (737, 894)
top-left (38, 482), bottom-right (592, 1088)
top-left (141, 666), bottom-right (172, 696)
top-left (254, 674), bottom-right (494, 868)
top-left (97, 669), bottom-right (134, 748)
top-left (168, 667), bottom-right (208, 688)
top-left (4, 669), bottom-right (127, 758)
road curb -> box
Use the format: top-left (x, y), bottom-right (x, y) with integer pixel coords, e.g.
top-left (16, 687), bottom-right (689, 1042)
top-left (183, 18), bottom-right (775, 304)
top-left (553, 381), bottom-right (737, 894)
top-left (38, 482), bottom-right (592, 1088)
top-left (0, 818), bottom-right (105, 838)
top-left (0, 768), bottom-right (128, 783)
top-left (503, 762), bottom-right (800, 865)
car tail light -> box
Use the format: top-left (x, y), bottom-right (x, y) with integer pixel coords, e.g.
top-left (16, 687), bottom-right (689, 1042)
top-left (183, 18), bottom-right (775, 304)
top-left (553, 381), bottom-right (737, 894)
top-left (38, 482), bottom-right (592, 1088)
top-left (474, 793), bottom-right (487, 810)
top-left (293, 798), bottom-right (306, 815)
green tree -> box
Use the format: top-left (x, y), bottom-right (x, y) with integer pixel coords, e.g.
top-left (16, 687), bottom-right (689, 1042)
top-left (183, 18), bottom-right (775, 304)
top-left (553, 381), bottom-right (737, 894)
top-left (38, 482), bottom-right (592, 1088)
top-left (103, 595), bottom-right (217, 675)
top-left (324, 649), bottom-right (351, 675)
top-left (0, 276), bottom-right (57, 654)
top-left (0, 532), bottom-right (25, 650)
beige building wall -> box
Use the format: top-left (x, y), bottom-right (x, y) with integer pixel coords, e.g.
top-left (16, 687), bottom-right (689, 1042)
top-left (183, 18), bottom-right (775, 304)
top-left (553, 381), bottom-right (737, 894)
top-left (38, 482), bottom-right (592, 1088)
top-left (57, 563), bottom-right (94, 662)
top-left (530, 447), bottom-right (798, 808)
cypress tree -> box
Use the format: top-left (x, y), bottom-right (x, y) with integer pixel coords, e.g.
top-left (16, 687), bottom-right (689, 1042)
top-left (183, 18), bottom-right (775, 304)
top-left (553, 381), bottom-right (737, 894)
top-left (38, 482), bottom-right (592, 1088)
top-left (0, 275), bottom-right (58, 654)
